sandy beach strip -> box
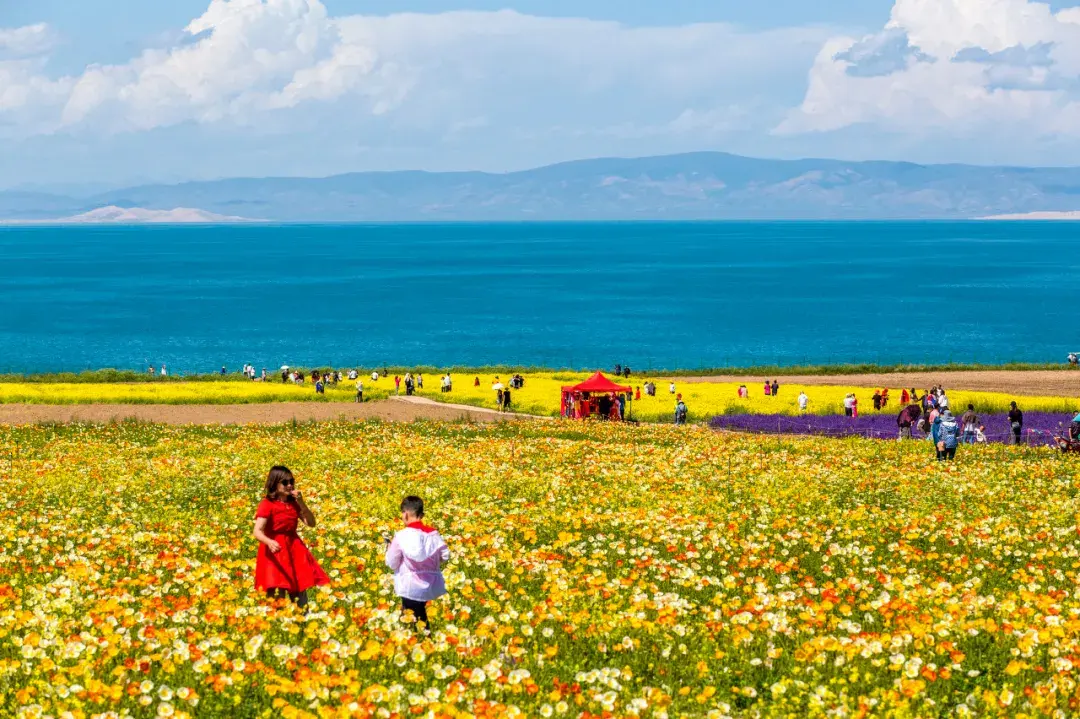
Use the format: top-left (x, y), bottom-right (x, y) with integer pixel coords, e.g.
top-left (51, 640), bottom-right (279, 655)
top-left (0, 397), bottom-right (540, 426)
top-left (676, 370), bottom-right (1079, 397)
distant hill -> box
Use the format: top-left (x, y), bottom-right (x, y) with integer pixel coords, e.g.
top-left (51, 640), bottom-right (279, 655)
top-left (4, 152), bottom-right (1080, 221)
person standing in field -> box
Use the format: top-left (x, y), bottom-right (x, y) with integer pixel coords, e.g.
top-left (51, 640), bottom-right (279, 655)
top-left (674, 399), bottom-right (688, 425)
top-left (933, 409), bottom-right (960, 461)
top-left (843, 393), bottom-right (854, 417)
top-left (355, 379), bottom-right (364, 403)
top-left (394, 375), bottom-right (401, 395)
top-left (384, 496), bottom-right (449, 629)
top-left (771, 379), bottom-right (779, 396)
top-left (764, 381), bottom-right (771, 397)
top-left (896, 404), bottom-right (921, 440)
top-left (852, 395), bottom-right (859, 418)
top-left (669, 381), bottom-right (676, 395)
top-left (798, 391), bottom-right (809, 412)
top-left (253, 466), bottom-right (329, 607)
top-left (502, 387), bottom-right (512, 412)
top-left (160, 364), bottom-right (167, 377)
top-left (1008, 401), bottom-right (1024, 445)
top-left (960, 404), bottom-right (978, 445)
top-left (901, 388), bottom-right (910, 405)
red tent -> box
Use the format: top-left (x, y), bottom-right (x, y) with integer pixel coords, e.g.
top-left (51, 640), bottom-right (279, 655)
top-left (561, 372), bottom-right (633, 420)
top-left (562, 371), bottom-right (632, 394)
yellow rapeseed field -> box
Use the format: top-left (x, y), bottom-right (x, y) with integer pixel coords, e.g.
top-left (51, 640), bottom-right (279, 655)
top-left (2, 373), bottom-right (1076, 423)
top-left (3, 420), bottom-right (1080, 718)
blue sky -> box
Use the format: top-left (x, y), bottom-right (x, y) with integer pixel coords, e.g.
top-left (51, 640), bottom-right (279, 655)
top-left (3, 0), bottom-right (1080, 190)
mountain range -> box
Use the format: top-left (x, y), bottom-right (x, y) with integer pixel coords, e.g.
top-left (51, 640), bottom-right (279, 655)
top-left (4, 152), bottom-right (1080, 222)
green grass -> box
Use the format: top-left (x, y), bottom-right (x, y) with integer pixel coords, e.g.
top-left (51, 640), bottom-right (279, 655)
top-left (2, 361), bottom-right (1075, 384)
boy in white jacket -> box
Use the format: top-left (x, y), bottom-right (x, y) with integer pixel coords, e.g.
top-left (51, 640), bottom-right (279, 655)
top-left (385, 496), bottom-right (449, 628)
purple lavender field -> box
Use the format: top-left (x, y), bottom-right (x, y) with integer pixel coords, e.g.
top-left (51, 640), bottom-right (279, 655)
top-left (709, 412), bottom-right (1075, 446)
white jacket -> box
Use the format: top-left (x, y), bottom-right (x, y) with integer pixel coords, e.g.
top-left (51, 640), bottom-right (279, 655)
top-left (385, 523), bottom-right (449, 601)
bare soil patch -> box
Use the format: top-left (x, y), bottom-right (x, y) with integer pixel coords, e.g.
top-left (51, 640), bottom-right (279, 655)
top-left (0, 397), bottom-right (537, 426)
top-left (677, 370), bottom-right (1080, 397)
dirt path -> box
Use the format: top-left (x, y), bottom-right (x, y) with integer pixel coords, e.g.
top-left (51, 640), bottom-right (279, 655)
top-left (674, 370), bottom-right (1080, 397)
top-left (0, 397), bottom-right (541, 426)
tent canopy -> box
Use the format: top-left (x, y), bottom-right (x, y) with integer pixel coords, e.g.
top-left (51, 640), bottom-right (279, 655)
top-left (562, 371), bottom-right (632, 394)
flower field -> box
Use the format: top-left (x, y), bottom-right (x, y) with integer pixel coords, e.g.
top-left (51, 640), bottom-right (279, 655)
top-left (2, 373), bottom-right (1077, 425)
top-left (4, 419), bottom-right (1080, 718)
top-left (711, 412), bottom-right (1076, 447)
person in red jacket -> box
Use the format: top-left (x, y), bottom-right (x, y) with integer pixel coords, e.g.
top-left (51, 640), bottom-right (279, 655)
top-left (253, 466), bottom-right (329, 607)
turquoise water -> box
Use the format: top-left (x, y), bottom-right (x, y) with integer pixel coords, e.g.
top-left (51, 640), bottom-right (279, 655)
top-left (1, 222), bottom-right (1078, 373)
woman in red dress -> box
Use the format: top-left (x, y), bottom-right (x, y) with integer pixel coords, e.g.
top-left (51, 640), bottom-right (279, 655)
top-left (253, 466), bottom-right (329, 607)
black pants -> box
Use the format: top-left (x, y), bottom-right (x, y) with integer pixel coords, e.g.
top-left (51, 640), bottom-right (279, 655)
top-left (402, 598), bottom-right (428, 626)
top-left (356, 391), bottom-right (363, 403)
top-left (936, 446), bottom-right (956, 461)
top-left (267, 588), bottom-right (308, 607)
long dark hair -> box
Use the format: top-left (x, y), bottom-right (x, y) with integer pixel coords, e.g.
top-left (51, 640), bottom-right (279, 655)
top-left (264, 465), bottom-right (295, 500)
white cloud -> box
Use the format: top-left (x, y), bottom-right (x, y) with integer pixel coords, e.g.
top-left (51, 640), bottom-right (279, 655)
top-left (60, 0), bottom-right (348, 129)
top-left (780, 0), bottom-right (1080, 136)
top-left (0, 1), bottom-right (828, 139)
top-left (0, 23), bottom-right (55, 58)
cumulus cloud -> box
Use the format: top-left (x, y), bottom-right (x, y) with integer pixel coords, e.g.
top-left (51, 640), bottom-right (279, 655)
top-left (0, 23), bottom-right (56, 58)
top-left (779, 0), bottom-right (1080, 136)
top-left (0, 0), bottom-right (828, 140)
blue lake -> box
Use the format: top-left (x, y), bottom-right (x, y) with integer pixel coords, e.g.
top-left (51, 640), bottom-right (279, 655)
top-left (1, 221), bottom-right (1078, 373)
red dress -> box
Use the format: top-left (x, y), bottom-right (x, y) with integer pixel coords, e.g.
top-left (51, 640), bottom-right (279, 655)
top-left (254, 499), bottom-right (330, 593)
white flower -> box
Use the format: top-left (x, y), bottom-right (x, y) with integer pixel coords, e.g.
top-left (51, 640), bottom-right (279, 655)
top-left (157, 702), bottom-right (175, 717)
